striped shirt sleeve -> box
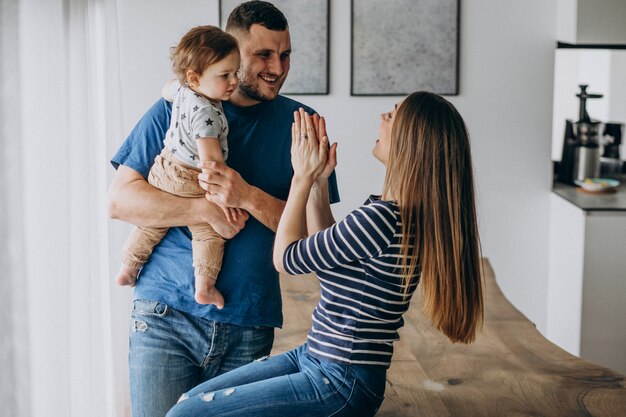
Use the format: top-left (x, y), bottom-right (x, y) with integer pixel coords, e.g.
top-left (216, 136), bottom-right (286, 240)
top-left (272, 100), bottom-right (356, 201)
top-left (283, 201), bottom-right (397, 275)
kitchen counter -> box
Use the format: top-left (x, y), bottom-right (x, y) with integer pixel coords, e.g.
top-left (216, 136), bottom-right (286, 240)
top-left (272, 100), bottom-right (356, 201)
top-left (549, 179), bottom-right (626, 376)
top-left (552, 179), bottom-right (626, 211)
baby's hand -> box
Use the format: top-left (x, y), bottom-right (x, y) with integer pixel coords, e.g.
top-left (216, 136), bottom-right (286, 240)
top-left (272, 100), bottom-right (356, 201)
top-left (222, 206), bottom-right (244, 224)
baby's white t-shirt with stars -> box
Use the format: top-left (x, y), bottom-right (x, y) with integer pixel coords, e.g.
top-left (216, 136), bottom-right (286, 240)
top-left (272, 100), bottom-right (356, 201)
top-left (164, 85), bottom-right (228, 165)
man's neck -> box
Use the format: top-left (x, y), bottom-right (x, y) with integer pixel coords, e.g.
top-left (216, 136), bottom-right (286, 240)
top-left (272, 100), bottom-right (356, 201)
top-left (229, 89), bottom-right (261, 107)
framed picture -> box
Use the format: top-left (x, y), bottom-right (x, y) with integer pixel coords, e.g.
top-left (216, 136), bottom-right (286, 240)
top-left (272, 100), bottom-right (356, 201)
top-left (220, 0), bottom-right (329, 95)
top-left (351, 0), bottom-right (459, 96)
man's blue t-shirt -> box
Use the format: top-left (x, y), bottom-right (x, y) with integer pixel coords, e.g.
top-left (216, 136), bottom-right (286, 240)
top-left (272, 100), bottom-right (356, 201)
top-left (111, 96), bottom-right (339, 328)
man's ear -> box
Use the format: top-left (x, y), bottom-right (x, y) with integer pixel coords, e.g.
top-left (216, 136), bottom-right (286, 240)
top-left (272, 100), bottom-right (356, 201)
top-left (186, 70), bottom-right (199, 87)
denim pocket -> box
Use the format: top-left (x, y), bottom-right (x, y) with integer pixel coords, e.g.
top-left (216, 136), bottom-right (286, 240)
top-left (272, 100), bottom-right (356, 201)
top-left (354, 378), bottom-right (385, 403)
top-left (344, 379), bottom-right (384, 417)
top-left (132, 299), bottom-right (170, 317)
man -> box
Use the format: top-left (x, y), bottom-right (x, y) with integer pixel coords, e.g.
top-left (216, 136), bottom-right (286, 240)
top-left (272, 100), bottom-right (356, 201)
top-left (107, 2), bottom-right (339, 416)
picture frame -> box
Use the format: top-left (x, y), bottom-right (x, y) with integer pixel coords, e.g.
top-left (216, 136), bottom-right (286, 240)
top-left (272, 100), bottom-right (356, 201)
top-left (351, 0), bottom-right (460, 96)
top-left (220, 0), bottom-right (330, 95)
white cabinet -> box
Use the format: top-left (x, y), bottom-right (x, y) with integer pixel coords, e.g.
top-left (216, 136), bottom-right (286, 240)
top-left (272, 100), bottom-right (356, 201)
top-left (547, 191), bottom-right (626, 375)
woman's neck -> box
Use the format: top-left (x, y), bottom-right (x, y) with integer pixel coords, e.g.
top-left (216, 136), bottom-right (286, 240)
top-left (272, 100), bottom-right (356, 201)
top-left (382, 188), bottom-right (398, 202)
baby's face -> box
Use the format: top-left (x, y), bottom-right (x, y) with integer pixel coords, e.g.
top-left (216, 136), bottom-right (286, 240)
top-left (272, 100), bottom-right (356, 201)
top-left (192, 51), bottom-right (240, 102)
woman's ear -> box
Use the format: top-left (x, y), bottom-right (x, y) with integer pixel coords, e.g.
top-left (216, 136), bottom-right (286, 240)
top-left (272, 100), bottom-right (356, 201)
top-left (186, 70), bottom-right (199, 88)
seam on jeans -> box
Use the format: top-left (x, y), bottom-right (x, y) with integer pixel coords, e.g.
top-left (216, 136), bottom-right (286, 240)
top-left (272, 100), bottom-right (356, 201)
top-left (327, 378), bottom-right (357, 417)
top-left (329, 362), bottom-right (350, 394)
top-left (202, 321), bottom-right (217, 367)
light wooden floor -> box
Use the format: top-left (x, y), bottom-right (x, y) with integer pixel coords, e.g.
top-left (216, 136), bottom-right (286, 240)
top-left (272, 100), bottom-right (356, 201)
top-left (272, 259), bottom-right (626, 417)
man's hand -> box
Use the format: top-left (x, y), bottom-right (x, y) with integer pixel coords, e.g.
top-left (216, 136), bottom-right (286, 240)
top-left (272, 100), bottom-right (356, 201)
top-left (197, 161), bottom-right (252, 209)
top-left (197, 160), bottom-right (287, 232)
top-left (108, 165), bottom-right (247, 239)
top-left (207, 201), bottom-right (248, 238)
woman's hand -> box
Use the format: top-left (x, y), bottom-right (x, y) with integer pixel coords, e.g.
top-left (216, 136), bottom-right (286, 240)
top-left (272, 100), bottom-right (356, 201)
top-left (291, 108), bottom-right (329, 183)
top-left (310, 113), bottom-right (337, 181)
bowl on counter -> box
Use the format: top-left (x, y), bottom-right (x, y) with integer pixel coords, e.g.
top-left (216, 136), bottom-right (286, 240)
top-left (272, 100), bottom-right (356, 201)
top-left (574, 178), bottom-right (621, 192)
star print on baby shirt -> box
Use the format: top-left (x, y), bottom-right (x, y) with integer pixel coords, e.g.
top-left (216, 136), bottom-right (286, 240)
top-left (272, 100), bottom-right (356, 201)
top-left (164, 86), bottom-right (229, 165)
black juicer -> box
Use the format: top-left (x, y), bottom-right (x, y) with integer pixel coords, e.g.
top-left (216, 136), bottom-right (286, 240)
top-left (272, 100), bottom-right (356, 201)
top-left (558, 85), bottom-right (603, 184)
top-left (600, 122), bottom-right (624, 178)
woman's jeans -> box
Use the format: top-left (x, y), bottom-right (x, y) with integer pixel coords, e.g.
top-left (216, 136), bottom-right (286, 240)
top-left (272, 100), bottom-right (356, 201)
top-left (166, 344), bottom-right (386, 417)
top-left (129, 300), bottom-right (274, 417)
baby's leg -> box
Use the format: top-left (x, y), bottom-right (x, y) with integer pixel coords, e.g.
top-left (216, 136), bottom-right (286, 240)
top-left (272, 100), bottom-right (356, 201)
top-left (116, 265), bottom-right (140, 286)
top-left (188, 223), bottom-right (225, 308)
top-left (118, 225), bottom-right (169, 287)
top-left (194, 274), bottom-right (224, 308)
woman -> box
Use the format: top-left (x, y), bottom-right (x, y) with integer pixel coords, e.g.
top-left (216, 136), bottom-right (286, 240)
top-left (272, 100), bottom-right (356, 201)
top-left (166, 91), bottom-right (483, 417)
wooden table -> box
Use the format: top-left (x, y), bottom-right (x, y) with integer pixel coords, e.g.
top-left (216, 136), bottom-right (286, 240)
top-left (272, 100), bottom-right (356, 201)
top-left (272, 259), bottom-right (626, 416)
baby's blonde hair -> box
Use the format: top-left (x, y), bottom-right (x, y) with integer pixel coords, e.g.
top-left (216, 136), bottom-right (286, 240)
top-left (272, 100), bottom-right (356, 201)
top-left (171, 25), bottom-right (239, 85)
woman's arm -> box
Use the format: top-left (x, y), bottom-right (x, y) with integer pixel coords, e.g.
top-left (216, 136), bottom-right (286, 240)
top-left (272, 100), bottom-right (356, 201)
top-left (273, 177), bottom-right (314, 273)
top-left (273, 109), bottom-right (328, 273)
top-left (274, 110), bottom-right (397, 276)
top-left (305, 179), bottom-right (334, 234)
top-left (278, 202), bottom-right (397, 276)
top-left (305, 114), bottom-right (337, 234)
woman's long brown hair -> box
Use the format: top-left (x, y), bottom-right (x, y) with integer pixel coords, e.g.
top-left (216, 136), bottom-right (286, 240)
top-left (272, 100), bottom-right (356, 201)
top-left (383, 91), bottom-right (483, 344)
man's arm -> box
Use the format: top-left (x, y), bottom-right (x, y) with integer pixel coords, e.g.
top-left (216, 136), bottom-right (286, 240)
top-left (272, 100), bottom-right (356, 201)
top-left (198, 161), bottom-right (286, 232)
top-left (161, 79), bottom-right (179, 102)
top-left (107, 165), bottom-right (246, 239)
top-left (244, 186), bottom-right (287, 232)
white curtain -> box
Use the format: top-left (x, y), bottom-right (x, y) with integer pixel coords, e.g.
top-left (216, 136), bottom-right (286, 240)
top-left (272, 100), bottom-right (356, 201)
top-left (1, 0), bottom-right (29, 416)
top-left (2, 0), bottom-right (129, 416)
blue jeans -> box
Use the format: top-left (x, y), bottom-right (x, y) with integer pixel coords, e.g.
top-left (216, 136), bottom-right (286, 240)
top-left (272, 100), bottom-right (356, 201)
top-left (165, 344), bottom-right (386, 417)
top-left (129, 299), bottom-right (274, 417)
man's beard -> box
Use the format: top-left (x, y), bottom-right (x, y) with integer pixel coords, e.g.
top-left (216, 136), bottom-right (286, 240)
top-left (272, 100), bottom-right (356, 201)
top-left (237, 68), bottom-right (282, 102)
top-left (238, 80), bottom-right (273, 102)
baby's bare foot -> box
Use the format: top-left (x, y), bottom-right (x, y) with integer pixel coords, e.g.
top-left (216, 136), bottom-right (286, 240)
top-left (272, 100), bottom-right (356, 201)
top-left (116, 265), bottom-right (140, 287)
top-left (195, 276), bottom-right (225, 308)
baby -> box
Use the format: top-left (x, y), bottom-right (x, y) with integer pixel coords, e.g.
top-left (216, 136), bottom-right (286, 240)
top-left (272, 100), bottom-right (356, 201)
top-left (116, 25), bottom-right (241, 308)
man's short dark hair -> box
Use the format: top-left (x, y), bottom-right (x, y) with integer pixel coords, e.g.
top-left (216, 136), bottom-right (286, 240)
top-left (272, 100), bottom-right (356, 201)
top-left (226, 1), bottom-right (288, 35)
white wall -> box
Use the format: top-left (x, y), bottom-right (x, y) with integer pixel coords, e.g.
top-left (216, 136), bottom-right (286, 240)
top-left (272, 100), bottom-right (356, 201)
top-left (556, 0), bottom-right (577, 43)
top-left (577, 0), bottom-right (626, 44)
top-left (449, 0), bottom-right (555, 331)
top-left (547, 194), bottom-right (586, 356)
top-left (115, 0), bottom-right (556, 334)
top-left (557, 0), bottom-right (626, 45)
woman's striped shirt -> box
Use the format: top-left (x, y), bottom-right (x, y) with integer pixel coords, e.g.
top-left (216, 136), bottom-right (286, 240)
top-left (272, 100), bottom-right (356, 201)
top-left (283, 195), bottom-right (420, 367)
